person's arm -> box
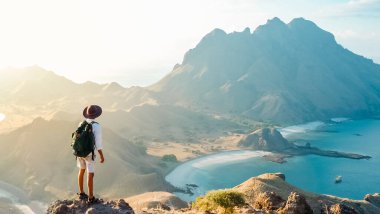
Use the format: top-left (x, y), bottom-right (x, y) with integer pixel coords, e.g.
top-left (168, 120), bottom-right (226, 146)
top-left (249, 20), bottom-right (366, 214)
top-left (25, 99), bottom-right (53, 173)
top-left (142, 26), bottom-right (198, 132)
top-left (92, 123), bottom-right (105, 163)
top-left (98, 149), bottom-right (105, 163)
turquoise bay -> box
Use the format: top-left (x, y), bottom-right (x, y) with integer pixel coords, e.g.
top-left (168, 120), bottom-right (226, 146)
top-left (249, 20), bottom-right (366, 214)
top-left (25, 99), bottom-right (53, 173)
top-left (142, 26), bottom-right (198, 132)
top-left (166, 119), bottom-right (380, 202)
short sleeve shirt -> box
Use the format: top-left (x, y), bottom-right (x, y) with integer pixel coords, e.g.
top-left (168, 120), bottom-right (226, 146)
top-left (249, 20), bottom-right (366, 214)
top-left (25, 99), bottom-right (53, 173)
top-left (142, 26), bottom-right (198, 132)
top-left (85, 118), bottom-right (103, 150)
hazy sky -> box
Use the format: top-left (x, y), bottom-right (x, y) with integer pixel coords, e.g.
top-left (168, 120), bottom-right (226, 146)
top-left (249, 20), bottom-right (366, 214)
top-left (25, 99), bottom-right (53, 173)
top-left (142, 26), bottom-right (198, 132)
top-left (0, 0), bottom-right (379, 87)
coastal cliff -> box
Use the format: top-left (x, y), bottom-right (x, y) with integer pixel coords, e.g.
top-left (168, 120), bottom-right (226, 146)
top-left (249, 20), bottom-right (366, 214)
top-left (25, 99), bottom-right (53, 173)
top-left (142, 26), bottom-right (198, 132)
top-left (47, 173), bottom-right (380, 214)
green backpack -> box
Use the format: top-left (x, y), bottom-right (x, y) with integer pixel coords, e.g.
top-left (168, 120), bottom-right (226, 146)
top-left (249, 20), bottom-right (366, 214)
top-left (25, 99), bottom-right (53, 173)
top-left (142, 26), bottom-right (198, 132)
top-left (71, 121), bottom-right (97, 160)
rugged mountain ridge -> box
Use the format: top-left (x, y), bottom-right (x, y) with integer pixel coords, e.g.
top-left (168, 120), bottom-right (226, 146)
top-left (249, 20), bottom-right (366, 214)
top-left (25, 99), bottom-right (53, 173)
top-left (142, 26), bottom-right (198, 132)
top-left (151, 17), bottom-right (380, 124)
top-left (2, 17), bottom-right (380, 133)
top-left (0, 66), bottom-right (245, 139)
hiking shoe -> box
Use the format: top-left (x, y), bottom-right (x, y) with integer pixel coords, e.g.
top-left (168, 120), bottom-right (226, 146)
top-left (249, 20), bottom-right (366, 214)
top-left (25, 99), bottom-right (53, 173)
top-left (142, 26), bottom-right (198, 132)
top-left (77, 192), bottom-right (88, 200)
top-left (87, 196), bottom-right (100, 205)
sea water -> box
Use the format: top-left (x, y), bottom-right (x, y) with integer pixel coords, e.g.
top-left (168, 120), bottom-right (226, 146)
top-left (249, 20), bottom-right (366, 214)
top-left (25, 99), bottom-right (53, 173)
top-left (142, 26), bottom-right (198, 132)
top-left (166, 119), bottom-right (380, 202)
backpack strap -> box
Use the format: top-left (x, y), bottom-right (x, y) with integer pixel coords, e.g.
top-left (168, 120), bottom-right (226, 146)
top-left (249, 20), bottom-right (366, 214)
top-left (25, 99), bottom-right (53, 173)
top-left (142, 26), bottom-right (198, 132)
top-left (75, 120), bottom-right (88, 134)
top-left (90, 121), bottom-right (98, 161)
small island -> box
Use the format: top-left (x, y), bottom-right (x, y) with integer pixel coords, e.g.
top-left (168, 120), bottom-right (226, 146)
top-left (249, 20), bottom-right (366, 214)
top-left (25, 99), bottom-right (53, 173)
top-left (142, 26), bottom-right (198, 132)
top-left (238, 128), bottom-right (371, 163)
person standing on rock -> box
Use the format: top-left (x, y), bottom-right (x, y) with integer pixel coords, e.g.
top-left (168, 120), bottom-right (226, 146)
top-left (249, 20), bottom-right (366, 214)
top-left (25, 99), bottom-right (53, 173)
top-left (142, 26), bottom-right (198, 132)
top-left (72, 105), bottom-right (105, 204)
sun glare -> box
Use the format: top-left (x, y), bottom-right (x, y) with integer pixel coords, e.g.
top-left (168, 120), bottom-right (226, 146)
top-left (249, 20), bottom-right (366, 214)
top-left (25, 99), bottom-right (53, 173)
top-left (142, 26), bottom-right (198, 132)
top-left (0, 113), bottom-right (5, 122)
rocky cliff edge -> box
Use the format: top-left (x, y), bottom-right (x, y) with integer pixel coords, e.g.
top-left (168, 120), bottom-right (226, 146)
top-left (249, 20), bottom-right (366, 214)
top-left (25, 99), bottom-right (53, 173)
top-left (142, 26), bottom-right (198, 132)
top-left (47, 173), bottom-right (380, 214)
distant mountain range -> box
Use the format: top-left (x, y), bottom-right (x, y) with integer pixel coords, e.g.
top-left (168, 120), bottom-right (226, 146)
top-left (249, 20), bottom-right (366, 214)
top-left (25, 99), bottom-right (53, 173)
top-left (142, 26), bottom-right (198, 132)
top-left (0, 66), bottom-right (243, 138)
top-left (2, 18), bottom-right (380, 129)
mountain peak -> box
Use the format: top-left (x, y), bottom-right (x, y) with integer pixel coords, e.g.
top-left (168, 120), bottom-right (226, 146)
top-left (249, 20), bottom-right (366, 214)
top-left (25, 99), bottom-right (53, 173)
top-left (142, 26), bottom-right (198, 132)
top-left (243, 27), bottom-right (251, 34)
top-left (288, 17), bottom-right (336, 45)
top-left (183, 28), bottom-right (227, 63)
top-left (200, 28), bottom-right (227, 42)
top-left (267, 17), bottom-right (286, 26)
top-left (12, 65), bottom-right (55, 78)
top-left (288, 17), bottom-right (321, 31)
top-left (208, 28), bottom-right (227, 36)
top-left (289, 17), bottom-right (316, 27)
top-left (102, 82), bottom-right (125, 91)
top-left (254, 17), bottom-right (288, 36)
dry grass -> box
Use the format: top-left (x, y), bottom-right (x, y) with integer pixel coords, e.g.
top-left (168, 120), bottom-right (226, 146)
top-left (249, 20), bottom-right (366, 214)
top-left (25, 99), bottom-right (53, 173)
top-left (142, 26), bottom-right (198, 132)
top-left (147, 134), bottom-right (245, 161)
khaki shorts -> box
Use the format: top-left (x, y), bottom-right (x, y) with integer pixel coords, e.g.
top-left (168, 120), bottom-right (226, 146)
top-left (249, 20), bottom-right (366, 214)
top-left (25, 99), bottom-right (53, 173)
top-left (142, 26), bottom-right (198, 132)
top-left (77, 154), bottom-right (96, 173)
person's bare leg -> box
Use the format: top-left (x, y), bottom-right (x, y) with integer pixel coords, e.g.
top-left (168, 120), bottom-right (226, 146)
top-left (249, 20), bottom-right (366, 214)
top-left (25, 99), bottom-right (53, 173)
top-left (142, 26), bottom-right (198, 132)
top-left (88, 172), bottom-right (94, 199)
top-left (78, 169), bottom-right (86, 193)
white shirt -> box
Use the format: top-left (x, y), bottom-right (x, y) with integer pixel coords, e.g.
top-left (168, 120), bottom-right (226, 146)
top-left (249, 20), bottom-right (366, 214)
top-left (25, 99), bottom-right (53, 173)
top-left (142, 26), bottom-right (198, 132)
top-left (85, 118), bottom-right (103, 150)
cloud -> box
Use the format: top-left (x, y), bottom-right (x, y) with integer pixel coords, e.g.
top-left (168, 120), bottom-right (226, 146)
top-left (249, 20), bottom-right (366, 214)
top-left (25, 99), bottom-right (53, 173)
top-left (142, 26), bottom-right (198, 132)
top-left (346, 0), bottom-right (380, 16)
top-left (335, 29), bottom-right (378, 39)
top-left (315, 0), bottom-right (380, 18)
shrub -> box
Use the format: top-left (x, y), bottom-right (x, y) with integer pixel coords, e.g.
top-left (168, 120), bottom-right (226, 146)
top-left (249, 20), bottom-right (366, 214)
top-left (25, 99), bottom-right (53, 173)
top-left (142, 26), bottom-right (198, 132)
top-left (158, 161), bottom-right (167, 168)
top-left (193, 190), bottom-right (245, 214)
top-left (136, 144), bottom-right (147, 155)
top-left (161, 154), bottom-right (178, 162)
top-left (191, 150), bottom-right (202, 155)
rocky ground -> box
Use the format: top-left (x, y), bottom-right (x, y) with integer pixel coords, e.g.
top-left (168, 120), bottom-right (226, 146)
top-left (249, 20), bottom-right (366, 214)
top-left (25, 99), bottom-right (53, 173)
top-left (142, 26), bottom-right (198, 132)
top-left (47, 173), bottom-right (380, 214)
top-left (47, 198), bottom-right (134, 214)
top-left (233, 173), bottom-right (380, 214)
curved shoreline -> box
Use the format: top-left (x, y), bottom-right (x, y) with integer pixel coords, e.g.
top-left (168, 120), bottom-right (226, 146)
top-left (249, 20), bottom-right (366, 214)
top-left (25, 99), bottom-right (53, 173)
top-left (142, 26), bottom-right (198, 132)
top-left (164, 150), bottom-right (273, 198)
top-left (165, 150), bottom-right (273, 176)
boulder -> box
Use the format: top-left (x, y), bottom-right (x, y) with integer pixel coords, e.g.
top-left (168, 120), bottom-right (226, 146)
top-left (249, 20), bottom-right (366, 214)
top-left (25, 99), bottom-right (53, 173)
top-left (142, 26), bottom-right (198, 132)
top-left (329, 203), bottom-right (358, 214)
top-left (126, 191), bottom-right (188, 212)
top-left (278, 192), bottom-right (313, 214)
top-left (253, 191), bottom-right (285, 210)
top-left (364, 193), bottom-right (380, 208)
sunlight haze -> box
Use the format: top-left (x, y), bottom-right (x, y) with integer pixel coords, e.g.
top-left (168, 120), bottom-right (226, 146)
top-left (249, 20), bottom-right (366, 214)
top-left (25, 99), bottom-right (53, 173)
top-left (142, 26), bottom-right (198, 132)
top-left (1, 1), bottom-right (380, 212)
top-left (0, 0), bottom-right (379, 87)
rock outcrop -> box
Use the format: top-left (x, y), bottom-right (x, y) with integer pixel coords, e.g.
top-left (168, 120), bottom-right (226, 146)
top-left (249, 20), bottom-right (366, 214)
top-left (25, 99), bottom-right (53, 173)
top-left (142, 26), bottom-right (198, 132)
top-left (364, 193), bottom-right (380, 208)
top-left (328, 203), bottom-right (358, 214)
top-left (238, 128), bottom-right (293, 151)
top-left (239, 128), bottom-right (371, 163)
top-left (47, 198), bottom-right (134, 214)
top-left (277, 192), bottom-right (313, 214)
top-left (253, 191), bottom-right (285, 211)
top-left (234, 173), bottom-right (380, 214)
top-left (126, 192), bottom-right (188, 213)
